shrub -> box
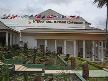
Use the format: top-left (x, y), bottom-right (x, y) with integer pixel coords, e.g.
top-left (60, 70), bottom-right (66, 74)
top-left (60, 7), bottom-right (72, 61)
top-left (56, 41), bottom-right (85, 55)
top-left (24, 43), bottom-right (28, 50)
top-left (82, 61), bottom-right (89, 80)
top-left (12, 44), bottom-right (20, 50)
top-left (70, 57), bottom-right (76, 69)
top-left (34, 76), bottom-right (41, 81)
top-left (64, 54), bottom-right (70, 61)
top-left (77, 57), bottom-right (103, 69)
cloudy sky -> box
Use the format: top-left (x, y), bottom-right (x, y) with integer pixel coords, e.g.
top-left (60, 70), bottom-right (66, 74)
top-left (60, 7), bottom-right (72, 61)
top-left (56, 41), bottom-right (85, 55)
top-left (0, 0), bottom-right (106, 29)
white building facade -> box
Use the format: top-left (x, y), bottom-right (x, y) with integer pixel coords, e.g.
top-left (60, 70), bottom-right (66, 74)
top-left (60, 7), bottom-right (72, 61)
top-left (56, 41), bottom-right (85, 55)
top-left (0, 9), bottom-right (107, 62)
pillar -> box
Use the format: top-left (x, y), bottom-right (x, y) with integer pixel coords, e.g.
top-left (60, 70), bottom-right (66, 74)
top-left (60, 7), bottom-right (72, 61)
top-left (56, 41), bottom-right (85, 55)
top-left (6, 32), bottom-right (8, 46)
top-left (92, 41), bottom-right (95, 61)
top-left (98, 41), bottom-right (101, 61)
top-left (73, 40), bottom-right (77, 57)
top-left (10, 33), bottom-right (12, 46)
top-left (19, 31), bottom-right (22, 41)
top-left (35, 39), bottom-right (37, 48)
top-left (101, 41), bottom-right (104, 62)
top-left (45, 40), bottom-right (47, 52)
top-left (64, 40), bottom-right (67, 55)
top-left (55, 40), bottom-right (57, 53)
top-left (83, 40), bottom-right (86, 58)
top-left (13, 34), bottom-right (15, 45)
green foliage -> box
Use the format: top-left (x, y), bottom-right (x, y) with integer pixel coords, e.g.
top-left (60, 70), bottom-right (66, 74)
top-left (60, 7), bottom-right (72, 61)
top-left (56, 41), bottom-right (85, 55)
top-left (34, 76), bottom-right (41, 81)
top-left (70, 57), bottom-right (76, 69)
top-left (94, 0), bottom-right (107, 8)
top-left (64, 54), bottom-right (70, 61)
top-left (24, 43), bottom-right (28, 51)
top-left (0, 64), bottom-right (13, 81)
top-left (12, 44), bottom-right (20, 50)
top-left (77, 57), bottom-right (103, 69)
top-left (89, 77), bottom-right (108, 81)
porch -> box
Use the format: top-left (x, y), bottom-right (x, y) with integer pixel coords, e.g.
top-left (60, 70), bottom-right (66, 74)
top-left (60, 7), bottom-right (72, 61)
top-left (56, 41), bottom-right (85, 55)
top-left (29, 39), bottom-right (106, 62)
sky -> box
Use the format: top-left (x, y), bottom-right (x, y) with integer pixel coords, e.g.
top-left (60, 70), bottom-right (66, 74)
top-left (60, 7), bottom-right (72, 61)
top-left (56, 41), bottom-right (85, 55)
top-left (0, 0), bottom-right (107, 29)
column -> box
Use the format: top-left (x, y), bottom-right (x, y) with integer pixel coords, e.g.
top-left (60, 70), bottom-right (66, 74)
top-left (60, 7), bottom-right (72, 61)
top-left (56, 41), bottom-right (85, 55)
top-left (10, 33), bottom-right (12, 46)
top-left (13, 34), bottom-right (15, 45)
top-left (45, 40), bottom-right (47, 52)
top-left (19, 31), bottom-right (22, 41)
top-left (6, 32), bottom-right (8, 46)
top-left (73, 40), bottom-right (77, 57)
top-left (101, 41), bottom-right (104, 62)
top-left (98, 41), bottom-right (101, 61)
top-left (92, 41), bottom-right (95, 61)
top-left (35, 39), bottom-right (37, 48)
top-left (64, 40), bottom-right (67, 55)
top-left (55, 40), bottom-right (57, 53)
top-left (83, 40), bottom-right (86, 58)
top-left (19, 32), bottom-right (23, 47)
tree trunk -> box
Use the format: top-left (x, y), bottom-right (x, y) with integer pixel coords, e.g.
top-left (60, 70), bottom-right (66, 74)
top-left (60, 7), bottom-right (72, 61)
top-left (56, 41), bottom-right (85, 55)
top-left (106, 3), bottom-right (108, 33)
top-left (106, 3), bottom-right (108, 61)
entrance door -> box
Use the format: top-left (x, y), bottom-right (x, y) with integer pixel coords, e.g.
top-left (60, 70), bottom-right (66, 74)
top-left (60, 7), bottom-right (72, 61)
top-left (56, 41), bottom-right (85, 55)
top-left (78, 48), bottom-right (83, 58)
top-left (57, 47), bottom-right (62, 54)
top-left (0, 32), bottom-right (6, 46)
top-left (40, 45), bottom-right (45, 53)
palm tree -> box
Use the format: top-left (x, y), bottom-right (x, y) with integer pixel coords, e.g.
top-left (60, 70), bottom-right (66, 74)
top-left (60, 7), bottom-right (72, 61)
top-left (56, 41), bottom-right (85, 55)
top-left (94, 0), bottom-right (108, 60)
top-left (94, 0), bottom-right (108, 32)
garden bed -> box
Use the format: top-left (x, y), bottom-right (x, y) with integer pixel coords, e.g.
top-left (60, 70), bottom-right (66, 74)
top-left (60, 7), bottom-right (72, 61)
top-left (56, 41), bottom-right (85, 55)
top-left (60, 55), bottom-right (101, 70)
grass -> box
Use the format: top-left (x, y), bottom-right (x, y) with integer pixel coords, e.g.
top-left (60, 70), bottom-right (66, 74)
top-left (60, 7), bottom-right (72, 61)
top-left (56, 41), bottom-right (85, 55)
top-left (75, 58), bottom-right (101, 70)
top-left (62, 55), bottom-right (101, 70)
top-left (88, 77), bottom-right (108, 81)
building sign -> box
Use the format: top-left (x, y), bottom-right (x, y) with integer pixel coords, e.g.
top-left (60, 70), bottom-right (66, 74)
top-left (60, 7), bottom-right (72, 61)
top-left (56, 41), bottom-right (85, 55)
top-left (31, 20), bottom-right (83, 24)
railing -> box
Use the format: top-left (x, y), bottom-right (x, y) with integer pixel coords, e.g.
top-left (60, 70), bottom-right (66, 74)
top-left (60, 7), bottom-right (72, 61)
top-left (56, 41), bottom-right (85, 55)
top-left (75, 73), bottom-right (87, 81)
top-left (56, 55), bottom-right (69, 69)
top-left (23, 64), bottom-right (45, 69)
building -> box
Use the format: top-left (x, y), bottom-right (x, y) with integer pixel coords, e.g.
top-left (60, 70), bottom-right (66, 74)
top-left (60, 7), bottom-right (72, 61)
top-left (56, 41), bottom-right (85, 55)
top-left (0, 21), bottom-right (19, 47)
top-left (0, 9), bottom-right (107, 62)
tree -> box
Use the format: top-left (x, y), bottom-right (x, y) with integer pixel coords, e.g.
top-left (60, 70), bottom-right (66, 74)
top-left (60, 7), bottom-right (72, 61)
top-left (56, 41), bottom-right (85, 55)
top-left (94, 0), bottom-right (108, 31)
top-left (94, 0), bottom-right (108, 60)
top-left (94, 0), bottom-right (107, 8)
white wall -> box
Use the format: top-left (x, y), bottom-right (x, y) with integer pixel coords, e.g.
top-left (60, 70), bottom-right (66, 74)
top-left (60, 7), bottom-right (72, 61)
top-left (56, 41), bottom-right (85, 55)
top-left (22, 36), bottom-right (37, 49)
top-left (37, 39), bottom-right (44, 48)
top-left (22, 36), bottom-right (78, 56)
top-left (66, 41), bottom-right (74, 56)
top-left (47, 40), bottom-right (55, 52)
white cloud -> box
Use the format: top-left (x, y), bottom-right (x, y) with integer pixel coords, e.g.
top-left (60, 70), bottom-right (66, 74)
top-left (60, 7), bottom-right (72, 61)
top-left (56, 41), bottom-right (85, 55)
top-left (0, 0), bottom-right (106, 29)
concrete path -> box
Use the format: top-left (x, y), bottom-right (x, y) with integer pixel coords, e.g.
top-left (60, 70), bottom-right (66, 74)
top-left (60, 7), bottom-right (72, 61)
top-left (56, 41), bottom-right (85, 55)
top-left (45, 70), bottom-right (108, 77)
top-left (0, 61), bottom-right (4, 65)
top-left (0, 63), bottom-right (107, 77)
top-left (15, 64), bottom-right (43, 72)
top-left (103, 68), bottom-right (108, 72)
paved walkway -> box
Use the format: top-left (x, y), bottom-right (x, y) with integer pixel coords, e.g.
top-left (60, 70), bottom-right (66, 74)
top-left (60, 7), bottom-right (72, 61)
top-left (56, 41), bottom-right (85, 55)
top-left (45, 70), bottom-right (108, 77)
top-left (0, 63), bottom-right (108, 77)
top-left (15, 64), bottom-right (43, 72)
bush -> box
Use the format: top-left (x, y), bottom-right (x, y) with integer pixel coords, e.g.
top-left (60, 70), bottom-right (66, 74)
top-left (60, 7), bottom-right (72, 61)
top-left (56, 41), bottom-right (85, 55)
top-left (77, 57), bottom-right (103, 69)
top-left (69, 57), bottom-right (76, 69)
top-left (34, 76), bottom-right (41, 81)
top-left (82, 61), bottom-right (89, 80)
top-left (12, 44), bottom-right (20, 50)
top-left (64, 54), bottom-right (70, 61)
top-left (24, 43), bottom-right (28, 50)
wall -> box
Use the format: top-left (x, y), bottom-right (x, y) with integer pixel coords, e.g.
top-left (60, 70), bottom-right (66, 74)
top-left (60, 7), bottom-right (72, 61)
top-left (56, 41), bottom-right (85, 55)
top-left (22, 36), bottom-right (37, 48)
top-left (66, 41), bottom-right (74, 56)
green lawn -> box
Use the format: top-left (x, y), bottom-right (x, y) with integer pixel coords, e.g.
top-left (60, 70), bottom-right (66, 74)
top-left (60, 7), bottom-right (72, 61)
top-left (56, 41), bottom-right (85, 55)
top-left (88, 77), bottom-right (108, 81)
top-left (75, 58), bottom-right (101, 70)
